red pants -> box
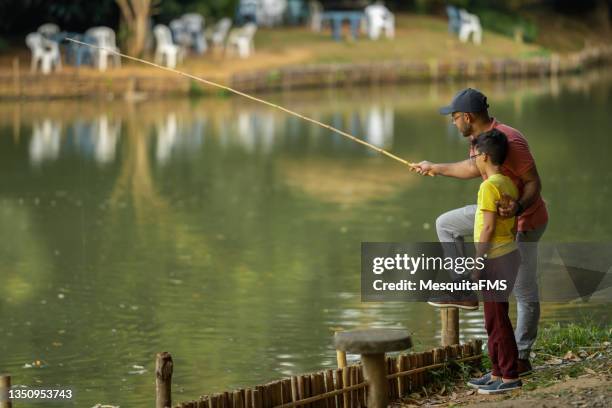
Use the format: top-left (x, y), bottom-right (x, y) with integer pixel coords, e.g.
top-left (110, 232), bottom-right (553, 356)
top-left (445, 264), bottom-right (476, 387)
top-left (483, 250), bottom-right (520, 379)
top-left (484, 301), bottom-right (519, 378)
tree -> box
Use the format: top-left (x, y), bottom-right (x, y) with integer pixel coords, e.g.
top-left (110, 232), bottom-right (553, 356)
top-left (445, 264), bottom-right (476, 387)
top-left (115, 0), bottom-right (158, 57)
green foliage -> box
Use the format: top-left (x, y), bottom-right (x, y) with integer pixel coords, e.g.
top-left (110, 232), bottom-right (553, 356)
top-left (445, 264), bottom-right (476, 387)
top-left (535, 321), bottom-right (611, 357)
top-left (444, 0), bottom-right (539, 42)
top-left (157, 0), bottom-right (239, 23)
top-left (0, 0), bottom-right (119, 34)
top-left (267, 69), bottom-right (281, 84)
top-left (188, 80), bottom-right (207, 97)
top-left (0, 36), bottom-right (8, 52)
top-left (476, 9), bottom-right (539, 42)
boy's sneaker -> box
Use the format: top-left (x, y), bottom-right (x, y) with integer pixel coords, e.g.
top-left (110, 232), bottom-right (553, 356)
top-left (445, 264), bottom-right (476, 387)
top-left (518, 359), bottom-right (533, 377)
top-left (467, 372), bottom-right (496, 389)
top-left (478, 379), bottom-right (522, 395)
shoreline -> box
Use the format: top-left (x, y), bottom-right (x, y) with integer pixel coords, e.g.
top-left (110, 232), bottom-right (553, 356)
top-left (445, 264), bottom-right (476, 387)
top-left (0, 45), bottom-right (610, 100)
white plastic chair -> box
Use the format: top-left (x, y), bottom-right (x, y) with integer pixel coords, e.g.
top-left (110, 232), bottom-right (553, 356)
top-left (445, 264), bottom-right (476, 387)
top-left (309, 1), bottom-right (323, 32)
top-left (226, 23), bottom-right (257, 58)
top-left (170, 18), bottom-right (188, 47)
top-left (257, 0), bottom-right (287, 27)
top-left (181, 13), bottom-right (207, 53)
top-left (37, 23), bottom-right (60, 38)
top-left (25, 32), bottom-right (62, 74)
top-left (364, 3), bottom-right (395, 40)
top-left (237, 0), bottom-right (258, 24)
top-left (209, 18), bottom-right (233, 48)
top-left (154, 24), bottom-right (183, 68)
top-left (85, 26), bottom-right (121, 71)
top-left (459, 9), bottom-right (482, 45)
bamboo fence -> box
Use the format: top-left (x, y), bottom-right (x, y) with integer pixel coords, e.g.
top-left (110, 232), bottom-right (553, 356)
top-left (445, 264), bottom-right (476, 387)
top-left (171, 339), bottom-right (482, 408)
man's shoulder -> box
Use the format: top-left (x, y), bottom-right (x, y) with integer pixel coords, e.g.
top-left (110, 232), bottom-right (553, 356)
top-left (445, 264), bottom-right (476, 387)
top-left (493, 120), bottom-right (525, 140)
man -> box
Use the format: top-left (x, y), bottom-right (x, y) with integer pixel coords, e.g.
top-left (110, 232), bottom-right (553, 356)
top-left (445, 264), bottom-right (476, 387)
top-left (410, 88), bottom-right (548, 376)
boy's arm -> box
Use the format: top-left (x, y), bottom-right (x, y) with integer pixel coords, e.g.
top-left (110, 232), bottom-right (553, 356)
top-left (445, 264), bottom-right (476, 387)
top-left (476, 210), bottom-right (496, 258)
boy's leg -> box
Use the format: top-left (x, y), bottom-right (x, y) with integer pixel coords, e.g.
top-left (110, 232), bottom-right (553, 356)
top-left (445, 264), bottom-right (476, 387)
top-left (483, 251), bottom-right (520, 379)
top-left (515, 224), bottom-right (547, 360)
top-left (490, 301), bottom-right (519, 379)
top-left (484, 301), bottom-right (502, 377)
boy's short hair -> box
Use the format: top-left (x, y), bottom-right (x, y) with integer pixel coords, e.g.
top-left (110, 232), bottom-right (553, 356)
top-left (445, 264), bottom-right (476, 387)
top-left (472, 129), bottom-right (509, 165)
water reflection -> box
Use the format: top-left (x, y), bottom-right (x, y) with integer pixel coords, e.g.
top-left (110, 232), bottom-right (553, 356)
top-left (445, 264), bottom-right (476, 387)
top-left (29, 119), bottom-right (61, 165)
top-left (22, 99), bottom-right (400, 166)
top-left (156, 112), bottom-right (179, 164)
top-left (92, 115), bottom-right (121, 164)
top-left (1, 71), bottom-right (611, 407)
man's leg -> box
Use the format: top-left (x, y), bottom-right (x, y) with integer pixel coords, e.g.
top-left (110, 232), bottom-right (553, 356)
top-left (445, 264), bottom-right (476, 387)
top-left (431, 205), bottom-right (478, 306)
top-left (435, 204), bottom-right (477, 259)
top-left (514, 224), bottom-right (547, 362)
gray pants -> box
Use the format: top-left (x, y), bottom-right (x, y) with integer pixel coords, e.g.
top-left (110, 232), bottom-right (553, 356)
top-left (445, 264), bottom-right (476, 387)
top-left (436, 204), bottom-right (547, 359)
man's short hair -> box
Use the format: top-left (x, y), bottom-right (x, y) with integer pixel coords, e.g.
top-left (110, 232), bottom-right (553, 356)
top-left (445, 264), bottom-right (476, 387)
top-left (472, 129), bottom-right (509, 165)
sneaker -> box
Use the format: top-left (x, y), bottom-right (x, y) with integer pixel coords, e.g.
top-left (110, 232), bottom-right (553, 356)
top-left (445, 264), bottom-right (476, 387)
top-left (467, 372), bottom-right (496, 389)
top-left (427, 300), bottom-right (479, 310)
top-left (517, 359), bottom-right (533, 377)
top-left (478, 379), bottom-right (522, 395)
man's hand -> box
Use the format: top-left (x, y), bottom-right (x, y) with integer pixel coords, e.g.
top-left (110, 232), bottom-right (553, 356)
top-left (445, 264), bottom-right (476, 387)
top-left (409, 161), bottom-right (437, 176)
top-left (497, 193), bottom-right (519, 218)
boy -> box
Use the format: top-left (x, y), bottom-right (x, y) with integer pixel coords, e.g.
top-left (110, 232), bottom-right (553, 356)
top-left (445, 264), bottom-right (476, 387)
top-left (468, 129), bottom-right (522, 394)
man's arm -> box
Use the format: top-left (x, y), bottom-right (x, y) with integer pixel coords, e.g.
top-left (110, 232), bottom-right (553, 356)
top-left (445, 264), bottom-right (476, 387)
top-left (498, 165), bottom-right (542, 217)
top-left (410, 159), bottom-right (480, 179)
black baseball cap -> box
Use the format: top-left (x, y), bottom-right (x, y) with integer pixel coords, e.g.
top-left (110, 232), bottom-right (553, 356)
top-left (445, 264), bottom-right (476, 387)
top-left (439, 88), bottom-right (489, 115)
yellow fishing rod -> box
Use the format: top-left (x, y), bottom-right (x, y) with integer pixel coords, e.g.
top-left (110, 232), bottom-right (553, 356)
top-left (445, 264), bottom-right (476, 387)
top-left (67, 38), bottom-right (431, 174)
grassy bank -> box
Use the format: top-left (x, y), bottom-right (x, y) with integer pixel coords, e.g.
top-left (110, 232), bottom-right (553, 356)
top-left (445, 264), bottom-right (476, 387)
top-left (399, 321), bottom-right (612, 407)
top-left (0, 13), bottom-right (610, 98)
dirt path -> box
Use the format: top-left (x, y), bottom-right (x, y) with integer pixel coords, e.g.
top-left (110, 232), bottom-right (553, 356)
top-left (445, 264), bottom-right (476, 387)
top-left (460, 375), bottom-right (611, 407)
top-left (397, 346), bottom-right (611, 408)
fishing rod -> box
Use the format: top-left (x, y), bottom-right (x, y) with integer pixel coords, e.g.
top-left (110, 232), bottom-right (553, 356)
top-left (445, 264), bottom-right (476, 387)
top-left (67, 38), bottom-right (429, 173)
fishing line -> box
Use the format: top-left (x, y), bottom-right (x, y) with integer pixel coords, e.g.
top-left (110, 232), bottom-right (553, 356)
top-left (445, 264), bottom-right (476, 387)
top-left (67, 38), bottom-right (426, 172)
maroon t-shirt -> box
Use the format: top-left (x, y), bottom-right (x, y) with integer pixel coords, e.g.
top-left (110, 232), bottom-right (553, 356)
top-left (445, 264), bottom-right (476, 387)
top-left (469, 119), bottom-right (548, 231)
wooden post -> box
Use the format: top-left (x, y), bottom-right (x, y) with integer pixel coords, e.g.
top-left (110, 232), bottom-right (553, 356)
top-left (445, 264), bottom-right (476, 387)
top-left (156, 352), bottom-right (173, 408)
top-left (0, 374), bottom-right (11, 408)
top-left (334, 368), bottom-right (343, 408)
top-left (12, 58), bottom-right (20, 98)
top-left (335, 331), bottom-right (347, 369)
top-left (336, 350), bottom-right (347, 369)
top-left (360, 354), bottom-right (388, 408)
top-left (440, 308), bottom-right (459, 346)
top-left (396, 354), bottom-right (407, 397)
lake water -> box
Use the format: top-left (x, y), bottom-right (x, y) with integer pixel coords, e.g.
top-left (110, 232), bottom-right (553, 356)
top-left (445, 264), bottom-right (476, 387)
top-left (0, 71), bottom-right (611, 407)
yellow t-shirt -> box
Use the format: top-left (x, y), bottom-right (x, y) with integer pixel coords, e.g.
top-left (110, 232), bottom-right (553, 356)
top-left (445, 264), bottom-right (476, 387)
top-left (474, 173), bottom-right (519, 258)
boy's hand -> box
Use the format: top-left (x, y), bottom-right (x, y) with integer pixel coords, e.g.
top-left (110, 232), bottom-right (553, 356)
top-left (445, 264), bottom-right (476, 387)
top-left (497, 193), bottom-right (518, 218)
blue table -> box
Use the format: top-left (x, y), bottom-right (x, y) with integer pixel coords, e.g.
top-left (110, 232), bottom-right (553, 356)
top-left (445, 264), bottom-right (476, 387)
top-left (51, 32), bottom-right (95, 67)
top-left (321, 11), bottom-right (364, 41)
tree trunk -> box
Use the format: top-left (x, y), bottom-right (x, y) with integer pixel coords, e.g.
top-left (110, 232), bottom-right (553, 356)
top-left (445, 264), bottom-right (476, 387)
top-left (128, 13), bottom-right (149, 56)
top-left (116, 0), bottom-right (153, 57)
top-left (593, 0), bottom-right (611, 36)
